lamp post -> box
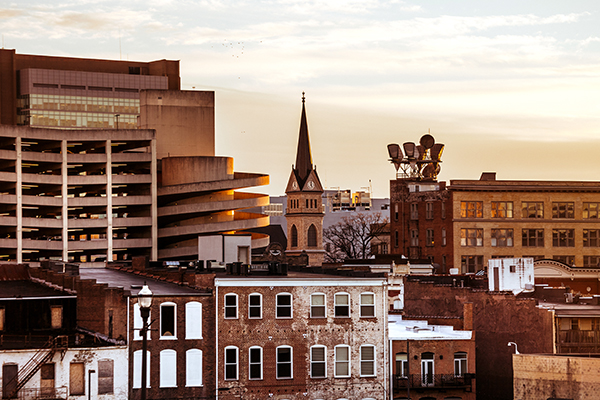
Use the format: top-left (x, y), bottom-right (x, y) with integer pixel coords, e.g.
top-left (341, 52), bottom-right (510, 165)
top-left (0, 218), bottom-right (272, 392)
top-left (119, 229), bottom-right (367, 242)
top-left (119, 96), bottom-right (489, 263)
top-left (138, 283), bottom-right (153, 400)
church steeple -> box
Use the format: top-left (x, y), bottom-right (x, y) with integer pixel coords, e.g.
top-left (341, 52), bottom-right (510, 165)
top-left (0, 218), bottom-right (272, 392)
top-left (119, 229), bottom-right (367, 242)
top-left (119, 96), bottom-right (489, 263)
top-left (294, 92), bottom-right (313, 187)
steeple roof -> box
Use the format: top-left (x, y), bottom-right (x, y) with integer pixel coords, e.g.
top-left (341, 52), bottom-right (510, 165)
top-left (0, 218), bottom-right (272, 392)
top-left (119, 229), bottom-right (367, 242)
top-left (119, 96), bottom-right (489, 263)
top-left (294, 92), bottom-right (313, 187)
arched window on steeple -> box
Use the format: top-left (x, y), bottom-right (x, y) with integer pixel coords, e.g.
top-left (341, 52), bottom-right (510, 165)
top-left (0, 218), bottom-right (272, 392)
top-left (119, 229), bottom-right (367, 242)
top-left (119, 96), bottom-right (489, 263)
top-left (308, 224), bottom-right (317, 247)
top-left (291, 225), bottom-right (298, 247)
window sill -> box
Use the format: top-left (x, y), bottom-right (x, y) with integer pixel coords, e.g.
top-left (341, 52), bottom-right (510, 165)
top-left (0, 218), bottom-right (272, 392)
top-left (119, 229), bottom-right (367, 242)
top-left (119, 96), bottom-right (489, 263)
top-left (160, 336), bottom-right (177, 340)
top-left (185, 384), bottom-right (203, 387)
top-left (185, 336), bottom-right (203, 340)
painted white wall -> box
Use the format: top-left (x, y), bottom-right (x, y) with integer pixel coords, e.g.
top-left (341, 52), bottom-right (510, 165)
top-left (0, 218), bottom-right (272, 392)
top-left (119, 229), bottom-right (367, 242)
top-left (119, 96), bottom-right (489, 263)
top-left (198, 235), bottom-right (252, 265)
top-left (0, 346), bottom-right (128, 399)
top-left (488, 257), bottom-right (535, 295)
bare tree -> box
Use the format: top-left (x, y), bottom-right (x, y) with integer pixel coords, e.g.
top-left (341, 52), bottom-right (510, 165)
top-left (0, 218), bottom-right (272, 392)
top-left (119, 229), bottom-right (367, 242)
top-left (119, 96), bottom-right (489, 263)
top-left (323, 212), bottom-right (389, 262)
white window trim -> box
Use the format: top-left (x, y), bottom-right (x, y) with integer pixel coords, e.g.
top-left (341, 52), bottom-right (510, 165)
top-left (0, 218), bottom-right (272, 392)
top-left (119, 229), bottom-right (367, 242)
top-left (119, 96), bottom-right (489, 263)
top-left (310, 345), bottom-right (327, 379)
top-left (224, 293), bottom-right (238, 319)
top-left (276, 345), bottom-right (293, 379)
top-left (224, 346), bottom-right (239, 381)
top-left (276, 293), bottom-right (293, 319)
top-left (359, 292), bottom-right (375, 318)
top-left (185, 302), bottom-right (202, 339)
top-left (248, 346), bottom-right (263, 380)
top-left (248, 293), bottom-right (263, 319)
top-left (334, 345), bottom-right (351, 378)
top-left (334, 292), bottom-right (350, 318)
top-left (133, 303), bottom-right (150, 341)
top-left (310, 293), bottom-right (326, 318)
top-left (160, 302), bottom-right (177, 340)
top-left (160, 349), bottom-right (177, 387)
top-left (133, 350), bottom-right (150, 388)
top-left (360, 345), bottom-right (376, 377)
top-left (185, 349), bottom-right (203, 387)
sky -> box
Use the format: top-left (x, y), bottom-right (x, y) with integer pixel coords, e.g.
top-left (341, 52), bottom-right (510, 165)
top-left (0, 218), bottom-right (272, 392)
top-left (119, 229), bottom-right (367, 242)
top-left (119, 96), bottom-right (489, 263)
top-left (1, 0), bottom-right (600, 197)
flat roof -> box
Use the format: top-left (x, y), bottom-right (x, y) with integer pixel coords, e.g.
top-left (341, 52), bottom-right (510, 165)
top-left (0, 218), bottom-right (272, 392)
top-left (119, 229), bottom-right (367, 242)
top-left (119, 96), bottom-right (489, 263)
top-left (79, 268), bottom-right (208, 297)
top-left (215, 270), bottom-right (386, 287)
top-left (0, 280), bottom-right (75, 300)
top-left (388, 315), bottom-right (472, 340)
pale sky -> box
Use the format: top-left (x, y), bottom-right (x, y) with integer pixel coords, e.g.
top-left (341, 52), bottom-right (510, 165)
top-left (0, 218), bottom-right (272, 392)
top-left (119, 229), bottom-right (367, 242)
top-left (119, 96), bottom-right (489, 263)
top-left (2, 1), bottom-right (600, 197)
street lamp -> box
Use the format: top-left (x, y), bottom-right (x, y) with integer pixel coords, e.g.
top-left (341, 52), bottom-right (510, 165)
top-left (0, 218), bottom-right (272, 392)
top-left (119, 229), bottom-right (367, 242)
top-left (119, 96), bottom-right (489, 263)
top-left (138, 283), bottom-right (153, 400)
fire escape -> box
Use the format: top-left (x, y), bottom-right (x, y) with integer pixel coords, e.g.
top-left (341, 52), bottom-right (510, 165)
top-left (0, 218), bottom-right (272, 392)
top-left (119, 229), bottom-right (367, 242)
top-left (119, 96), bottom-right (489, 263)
top-left (4, 336), bottom-right (68, 399)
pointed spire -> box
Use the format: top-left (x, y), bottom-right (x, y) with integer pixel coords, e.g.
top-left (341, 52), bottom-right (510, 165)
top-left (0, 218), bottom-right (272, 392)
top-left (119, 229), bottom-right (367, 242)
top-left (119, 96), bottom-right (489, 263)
top-left (294, 92), bottom-right (313, 186)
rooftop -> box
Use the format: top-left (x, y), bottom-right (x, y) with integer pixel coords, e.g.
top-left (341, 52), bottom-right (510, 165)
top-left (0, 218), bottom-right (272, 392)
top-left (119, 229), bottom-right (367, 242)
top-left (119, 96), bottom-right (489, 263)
top-left (388, 315), bottom-right (472, 340)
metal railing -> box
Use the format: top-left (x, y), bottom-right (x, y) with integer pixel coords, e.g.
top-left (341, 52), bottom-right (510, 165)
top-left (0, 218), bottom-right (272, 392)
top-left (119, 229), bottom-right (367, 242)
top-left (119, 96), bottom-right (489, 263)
top-left (18, 386), bottom-right (68, 400)
top-left (393, 373), bottom-right (473, 391)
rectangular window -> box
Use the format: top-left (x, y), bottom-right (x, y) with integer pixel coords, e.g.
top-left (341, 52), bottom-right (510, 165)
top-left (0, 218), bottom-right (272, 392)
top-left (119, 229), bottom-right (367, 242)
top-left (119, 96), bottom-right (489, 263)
top-left (584, 256), bottom-right (600, 268)
top-left (249, 347), bottom-right (263, 380)
top-left (185, 302), bottom-right (202, 339)
top-left (460, 228), bottom-right (483, 247)
top-left (276, 347), bottom-right (293, 379)
top-left (160, 303), bottom-right (176, 338)
top-left (51, 305), bottom-right (62, 329)
top-left (276, 294), bottom-right (292, 318)
top-left (410, 229), bottom-right (418, 246)
top-left (70, 362), bottom-right (85, 395)
top-left (461, 255), bottom-right (483, 273)
top-left (491, 201), bottom-right (513, 218)
top-left (522, 229), bottom-right (544, 247)
top-left (460, 201), bottom-right (482, 218)
top-left (360, 293), bottom-right (375, 317)
top-left (441, 202), bottom-right (446, 219)
top-left (394, 203), bottom-right (399, 221)
top-left (360, 345), bottom-right (375, 377)
top-left (396, 353), bottom-right (408, 378)
top-left (426, 229), bottom-right (434, 246)
top-left (491, 229), bottom-right (513, 247)
top-left (410, 203), bottom-right (418, 220)
top-left (552, 202), bottom-right (574, 219)
top-left (394, 230), bottom-right (399, 248)
top-left (554, 255), bottom-right (575, 265)
top-left (311, 294), bottom-right (326, 318)
top-left (454, 352), bottom-right (467, 377)
top-left (522, 202), bottom-right (544, 218)
top-left (41, 363), bottom-right (55, 397)
top-left (224, 294), bottom-right (238, 319)
top-left (311, 346), bottom-right (326, 378)
top-left (248, 294), bottom-right (262, 319)
top-left (426, 202), bottom-right (434, 219)
top-left (335, 346), bottom-right (350, 377)
top-left (442, 228), bottom-right (447, 246)
top-left (0, 306), bottom-right (4, 331)
top-left (553, 229), bottom-right (575, 247)
top-left (584, 230), bottom-right (600, 247)
top-left (225, 347), bottom-right (238, 380)
top-left (334, 293), bottom-right (350, 317)
top-left (98, 360), bottom-right (114, 394)
top-left (583, 202), bottom-right (600, 219)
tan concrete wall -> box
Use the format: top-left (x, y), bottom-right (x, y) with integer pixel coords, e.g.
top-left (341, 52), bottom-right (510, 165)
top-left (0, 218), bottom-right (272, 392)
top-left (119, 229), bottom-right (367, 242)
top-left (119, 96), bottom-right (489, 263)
top-left (513, 354), bottom-right (600, 400)
top-left (161, 156), bottom-right (233, 186)
top-left (139, 90), bottom-right (215, 159)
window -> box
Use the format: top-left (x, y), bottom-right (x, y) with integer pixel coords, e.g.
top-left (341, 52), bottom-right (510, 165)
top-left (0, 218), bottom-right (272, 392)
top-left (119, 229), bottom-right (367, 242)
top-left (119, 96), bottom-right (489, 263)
top-left (441, 202), bottom-right (446, 219)
top-left (554, 255), bottom-right (575, 265)
top-left (335, 345), bottom-right (350, 377)
top-left (394, 230), bottom-right (399, 248)
top-left (552, 202), bottom-right (574, 218)
top-left (410, 203), bottom-right (418, 220)
top-left (394, 203), bottom-right (399, 221)
top-left (276, 293), bottom-right (292, 318)
top-left (133, 350), bottom-right (150, 388)
top-left (133, 303), bottom-right (150, 341)
top-left (160, 302), bottom-right (176, 338)
top-left (396, 353), bottom-right (408, 378)
top-left (442, 228), bottom-right (446, 246)
top-left (291, 225), bottom-right (298, 247)
top-left (0, 306), bottom-right (4, 331)
top-left (522, 229), bottom-right (544, 247)
top-left (410, 229), bottom-right (418, 246)
top-left (421, 352), bottom-right (434, 387)
top-left (461, 255), bottom-right (483, 273)
top-left (491, 229), bottom-right (513, 247)
top-left (310, 346), bottom-right (326, 378)
top-left (454, 352), bottom-right (467, 377)
top-left (249, 346), bottom-right (263, 380)
top-left (224, 346), bottom-right (239, 380)
top-left (584, 230), bottom-right (600, 247)
top-left (460, 228), bottom-right (483, 247)
top-left (51, 305), bottom-right (62, 329)
top-left (522, 202), bottom-right (544, 218)
top-left (276, 346), bottom-right (293, 379)
top-left (584, 202), bottom-right (600, 219)
top-left (426, 229), bottom-right (434, 246)
top-left (185, 302), bottom-right (202, 339)
top-left (492, 201), bottom-right (513, 218)
top-left (460, 201), bottom-right (482, 218)
top-left (248, 293), bottom-right (262, 319)
top-left (41, 363), bottom-right (55, 396)
top-left (360, 293), bottom-right (375, 317)
top-left (553, 229), bottom-right (574, 247)
top-left (426, 202), bottom-right (434, 219)
top-left (183, 349), bottom-right (202, 387)
top-left (584, 256), bottom-right (600, 268)
top-left (98, 359), bottom-right (114, 394)
top-left (360, 345), bottom-right (376, 377)
top-left (308, 224), bottom-right (317, 247)
top-left (224, 294), bottom-right (238, 319)
top-left (70, 362), bottom-right (85, 395)
top-left (160, 349), bottom-right (177, 387)
top-left (334, 293), bottom-right (350, 317)
top-left (311, 294), bottom-right (326, 318)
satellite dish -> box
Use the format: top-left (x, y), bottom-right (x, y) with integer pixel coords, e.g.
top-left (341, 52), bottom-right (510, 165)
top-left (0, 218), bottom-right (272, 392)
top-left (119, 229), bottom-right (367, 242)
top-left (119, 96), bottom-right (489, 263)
top-left (403, 142), bottom-right (416, 159)
top-left (387, 143), bottom-right (402, 160)
top-left (431, 143), bottom-right (444, 161)
top-left (420, 134), bottom-right (435, 149)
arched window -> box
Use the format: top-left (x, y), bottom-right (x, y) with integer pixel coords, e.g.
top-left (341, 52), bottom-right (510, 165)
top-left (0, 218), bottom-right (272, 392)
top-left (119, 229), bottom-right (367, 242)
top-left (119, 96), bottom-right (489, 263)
top-left (160, 349), bottom-right (177, 387)
top-left (291, 225), bottom-right (298, 247)
top-left (308, 224), bottom-right (317, 247)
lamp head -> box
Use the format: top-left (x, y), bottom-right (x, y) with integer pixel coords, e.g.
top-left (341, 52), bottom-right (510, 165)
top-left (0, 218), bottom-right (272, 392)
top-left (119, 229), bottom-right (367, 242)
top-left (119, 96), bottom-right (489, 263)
top-left (138, 283), bottom-right (153, 310)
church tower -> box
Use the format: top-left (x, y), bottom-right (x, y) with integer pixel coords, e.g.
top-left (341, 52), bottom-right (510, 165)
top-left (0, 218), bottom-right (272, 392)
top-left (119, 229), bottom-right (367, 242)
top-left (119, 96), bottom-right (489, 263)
top-left (285, 93), bottom-right (325, 266)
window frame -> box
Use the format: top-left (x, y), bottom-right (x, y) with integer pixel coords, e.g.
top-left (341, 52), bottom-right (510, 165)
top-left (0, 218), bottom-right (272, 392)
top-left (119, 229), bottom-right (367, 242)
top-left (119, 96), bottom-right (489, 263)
top-left (583, 202), bottom-right (600, 219)
top-left (276, 345), bottom-right (293, 379)
top-left (311, 293), bottom-right (326, 318)
top-left (522, 201), bottom-right (544, 218)
top-left (552, 202), bottom-right (574, 219)
top-left (249, 346), bottom-right (263, 380)
top-left (224, 346), bottom-right (239, 381)
top-left (583, 229), bottom-right (600, 247)
top-left (310, 345), bottom-right (327, 379)
top-left (360, 345), bottom-right (376, 377)
top-left (224, 293), bottom-right (238, 319)
top-left (185, 301), bottom-right (202, 339)
top-left (454, 352), bottom-right (467, 377)
top-left (491, 201), bottom-right (513, 218)
top-left (360, 292), bottom-right (375, 318)
top-left (248, 293), bottom-right (262, 319)
top-left (426, 228), bottom-right (434, 246)
top-left (160, 302), bottom-right (177, 340)
top-left (186, 349), bottom-right (203, 387)
top-left (491, 228), bottom-right (514, 247)
top-left (334, 345), bottom-right (351, 378)
top-left (276, 293), bottom-right (293, 319)
top-left (552, 229), bottom-right (575, 247)
top-left (334, 292), bottom-right (350, 318)
top-left (159, 349), bottom-right (177, 388)
top-left (425, 202), bottom-right (434, 219)
top-left (460, 201), bottom-right (483, 218)
top-left (522, 228), bottom-right (544, 247)
top-left (460, 228), bottom-right (483, 247)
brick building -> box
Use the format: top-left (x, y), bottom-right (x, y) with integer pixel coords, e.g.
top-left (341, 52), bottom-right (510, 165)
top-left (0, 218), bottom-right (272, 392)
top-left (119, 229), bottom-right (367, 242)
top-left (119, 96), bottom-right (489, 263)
top-left (215, 268), bottom-right (388, 400)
